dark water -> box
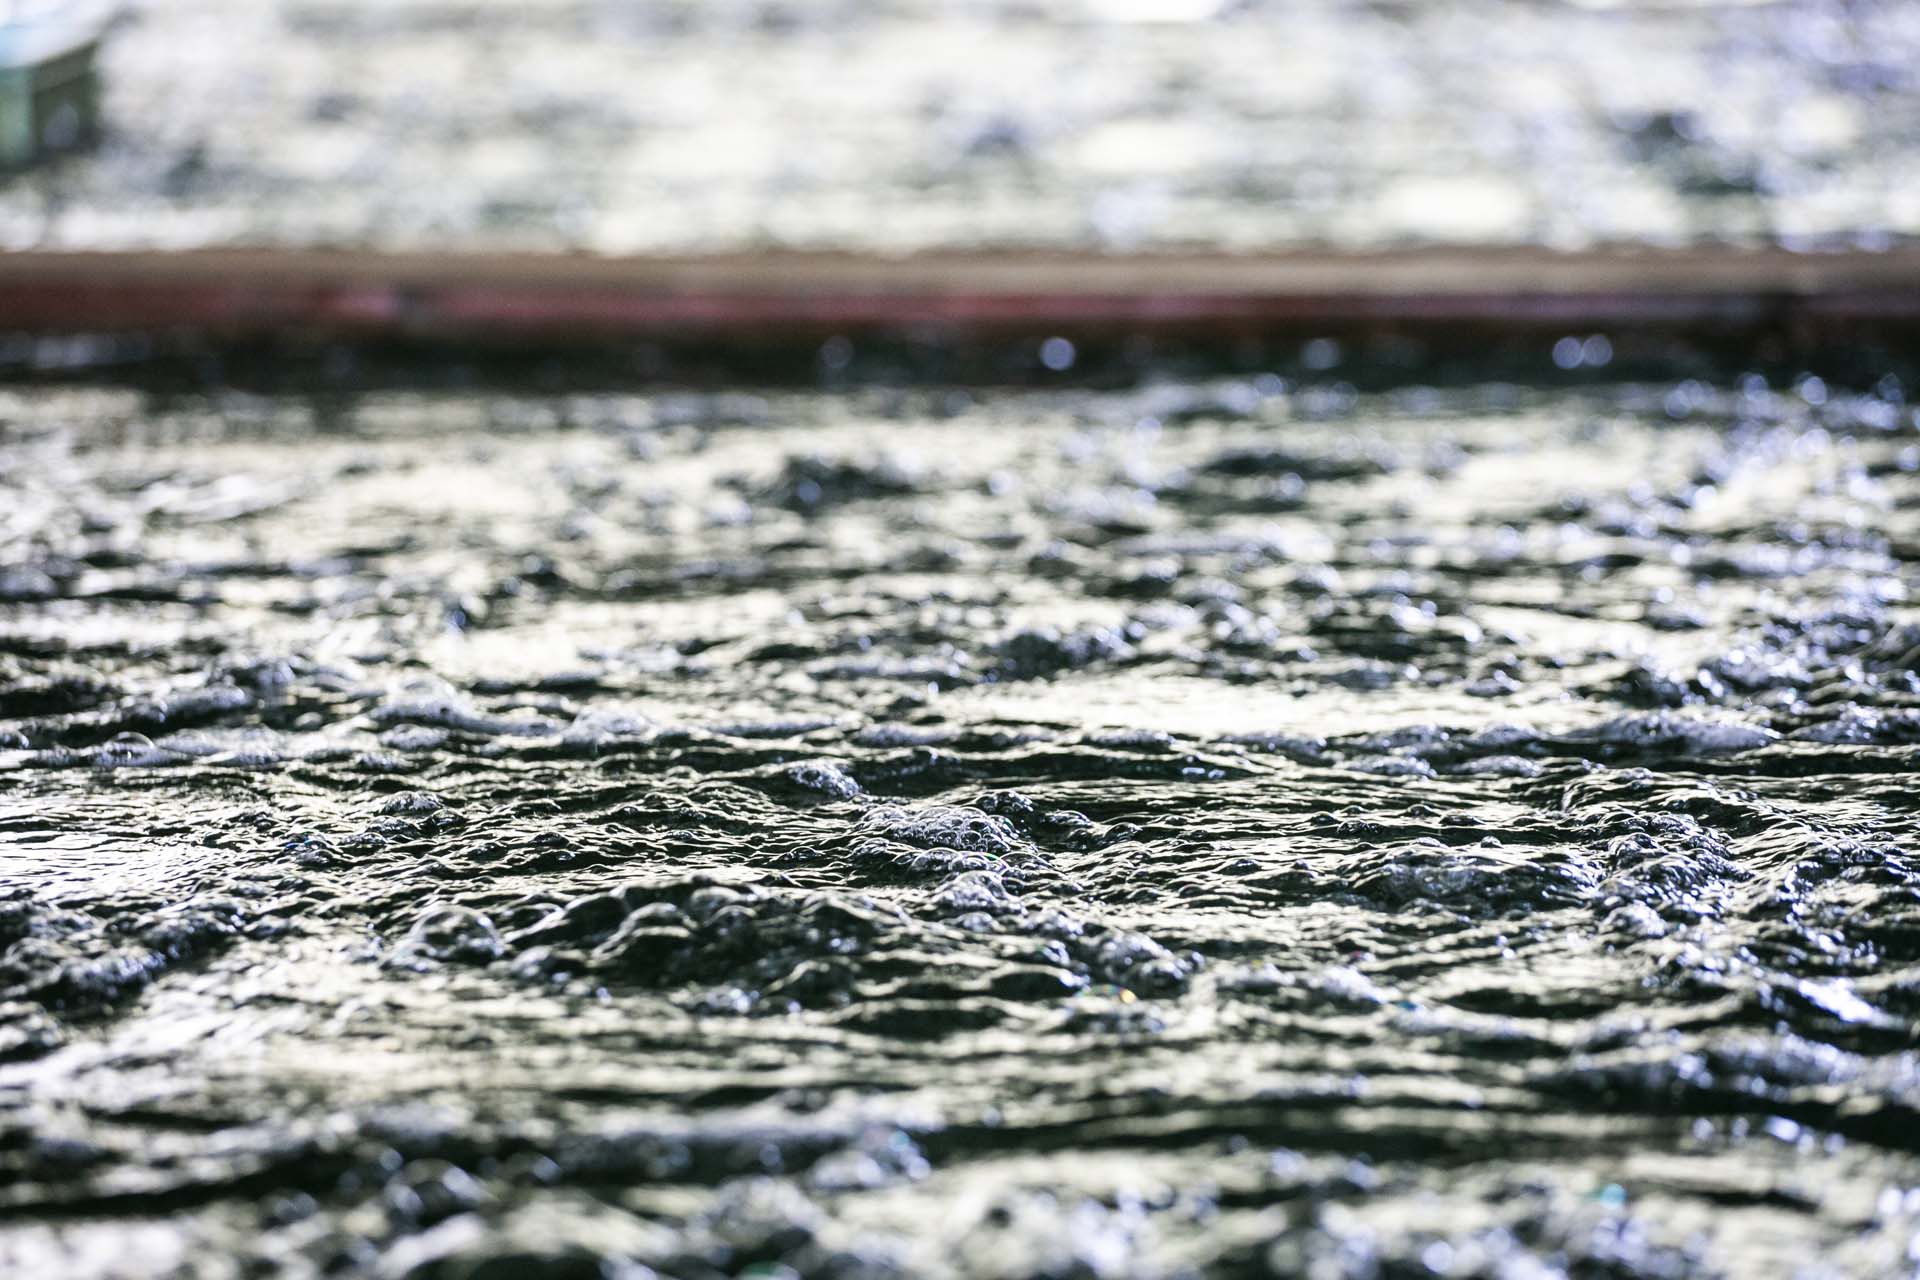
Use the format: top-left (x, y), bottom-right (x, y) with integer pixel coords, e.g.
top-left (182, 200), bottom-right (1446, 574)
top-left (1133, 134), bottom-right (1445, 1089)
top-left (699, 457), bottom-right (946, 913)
top-left (4, 373), bottom-right (1920, 1278)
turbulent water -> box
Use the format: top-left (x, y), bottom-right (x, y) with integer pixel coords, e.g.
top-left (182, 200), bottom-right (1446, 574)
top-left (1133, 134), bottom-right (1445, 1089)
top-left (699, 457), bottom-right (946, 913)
top-left (6, 0), bottom-right (1920, 252)
top-left (3, 371), bottom-right (1920, 1278)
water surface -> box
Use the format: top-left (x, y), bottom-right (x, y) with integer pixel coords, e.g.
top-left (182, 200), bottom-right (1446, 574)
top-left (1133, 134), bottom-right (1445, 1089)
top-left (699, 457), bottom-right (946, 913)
top-left (3, 374), bottom-right (1920, 1276)
top-left (6, 0), bottom-right (1918, 252)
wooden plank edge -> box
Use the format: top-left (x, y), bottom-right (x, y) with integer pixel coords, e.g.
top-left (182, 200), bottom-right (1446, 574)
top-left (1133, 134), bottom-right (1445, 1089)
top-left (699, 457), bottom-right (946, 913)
top-left (0, 246), bottom-right (1916, 342)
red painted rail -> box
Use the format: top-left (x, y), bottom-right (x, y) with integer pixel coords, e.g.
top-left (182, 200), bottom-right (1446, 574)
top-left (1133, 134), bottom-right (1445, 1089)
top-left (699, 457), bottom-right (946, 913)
top-left (1, 246), bottom-right (1917, 342)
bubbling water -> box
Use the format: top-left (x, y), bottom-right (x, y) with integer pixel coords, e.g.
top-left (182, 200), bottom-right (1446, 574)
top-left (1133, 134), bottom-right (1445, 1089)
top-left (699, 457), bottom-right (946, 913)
top-left (2, 376), bottom-right (1919, 1277)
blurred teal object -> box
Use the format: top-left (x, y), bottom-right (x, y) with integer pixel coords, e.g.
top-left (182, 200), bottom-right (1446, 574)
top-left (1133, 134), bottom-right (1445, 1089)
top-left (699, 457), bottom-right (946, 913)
top-left (0, 2), bottom-right (109, 168)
